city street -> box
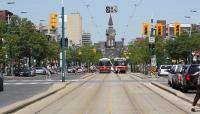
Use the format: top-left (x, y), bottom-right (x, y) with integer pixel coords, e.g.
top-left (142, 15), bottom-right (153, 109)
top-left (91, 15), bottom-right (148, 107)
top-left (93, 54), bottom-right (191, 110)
top-left (0, 0), bottom-right (200, 113)
top-left (12, 73), bottom-right (195, 114)
top-left (0, 73), bottom-right (88, 108)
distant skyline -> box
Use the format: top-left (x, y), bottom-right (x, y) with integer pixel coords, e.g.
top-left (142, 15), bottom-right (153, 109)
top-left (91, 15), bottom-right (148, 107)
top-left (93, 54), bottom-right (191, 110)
top-left (0, 0), bottom-right (200, 44)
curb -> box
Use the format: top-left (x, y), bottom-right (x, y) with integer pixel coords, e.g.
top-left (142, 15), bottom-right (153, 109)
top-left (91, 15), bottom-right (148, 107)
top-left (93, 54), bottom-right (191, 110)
top-left (0, 82), bottom-right (70, 114)
top-left (151, 82), bottom-right (200, 107)
top-left (130, 73), bottom-right (200, 106)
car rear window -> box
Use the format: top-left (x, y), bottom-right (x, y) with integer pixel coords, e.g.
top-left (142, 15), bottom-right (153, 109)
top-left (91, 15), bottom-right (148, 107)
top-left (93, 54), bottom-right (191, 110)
top-left (189, 65), bottom-right (200, 74)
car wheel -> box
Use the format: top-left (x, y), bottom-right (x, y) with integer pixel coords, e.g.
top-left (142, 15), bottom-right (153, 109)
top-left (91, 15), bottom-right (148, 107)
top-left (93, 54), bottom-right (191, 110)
top-left (181, 81), bottom-right (188, 93)
top-left (181, 85), bottom-right (188, 93)
top-left (172, 80), bottom-right (176, 89)
top-left (168, 79), bottom-right (171, 86)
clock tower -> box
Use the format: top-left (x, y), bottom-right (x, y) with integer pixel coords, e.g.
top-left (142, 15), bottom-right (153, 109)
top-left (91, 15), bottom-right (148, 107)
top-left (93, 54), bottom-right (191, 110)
top-left (106, 15), bottom-right (116, 48)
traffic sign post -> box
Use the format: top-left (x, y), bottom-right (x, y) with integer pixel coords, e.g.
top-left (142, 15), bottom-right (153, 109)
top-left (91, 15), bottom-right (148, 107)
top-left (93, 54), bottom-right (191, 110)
top-left (149, 18), bottom-right (157, 79)
top-left (61, 0), bottom-right (66, 82)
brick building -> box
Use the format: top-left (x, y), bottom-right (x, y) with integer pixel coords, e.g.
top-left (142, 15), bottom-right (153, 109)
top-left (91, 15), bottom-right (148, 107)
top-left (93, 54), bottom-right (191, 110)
top-left (0, 10), bottom-right (13, 22)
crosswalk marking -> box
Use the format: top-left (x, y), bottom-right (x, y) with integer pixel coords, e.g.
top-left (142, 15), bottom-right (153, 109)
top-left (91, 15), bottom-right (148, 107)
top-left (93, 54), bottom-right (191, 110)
top-left (4, 82), bottom-right (52, 85)
top-left (4, 79), bottom-right (80, 85)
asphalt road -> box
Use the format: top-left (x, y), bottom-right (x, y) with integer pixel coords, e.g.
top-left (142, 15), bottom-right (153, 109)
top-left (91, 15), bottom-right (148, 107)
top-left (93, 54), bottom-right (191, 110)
top-left (0, 73), bottom-right (86, 108)
top-left (14, 73), bottom-right (188, 114)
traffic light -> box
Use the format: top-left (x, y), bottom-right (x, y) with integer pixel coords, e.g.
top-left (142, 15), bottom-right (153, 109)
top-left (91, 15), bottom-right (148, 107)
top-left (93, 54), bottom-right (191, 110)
top-left (60, 38), bottom-right (68, 47)
top-left (49, 13), bottom-right (58, 29)
top-left (174, 23), bottom-right (181, 36)
top-left (143, 23), bottom-right (149, 36)
top-left (156, 23), bottom-right (163, 37)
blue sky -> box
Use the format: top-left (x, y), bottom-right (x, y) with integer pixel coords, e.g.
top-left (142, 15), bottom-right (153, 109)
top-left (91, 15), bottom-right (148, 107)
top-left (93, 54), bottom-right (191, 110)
top-left (0, 0), bottom-right (200, 44)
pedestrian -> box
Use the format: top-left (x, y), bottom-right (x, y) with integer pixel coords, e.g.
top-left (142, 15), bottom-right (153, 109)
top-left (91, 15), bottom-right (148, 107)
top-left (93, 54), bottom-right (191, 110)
top-left (191, 71), bottom-right (200, 112)
top-left (46, 64), bottom-right (51, 80)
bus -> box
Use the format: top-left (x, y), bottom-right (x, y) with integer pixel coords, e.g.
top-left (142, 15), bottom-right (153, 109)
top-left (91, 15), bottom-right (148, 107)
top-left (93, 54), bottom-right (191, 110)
top-left (98, 58), bottom-right (112, 73)
top-left (113, 57), bottom-right (128, 73)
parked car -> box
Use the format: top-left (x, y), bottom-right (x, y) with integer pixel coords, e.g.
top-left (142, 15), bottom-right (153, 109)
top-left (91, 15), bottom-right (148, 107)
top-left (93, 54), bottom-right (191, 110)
top-left (0, 72), bottom-right (3, 91)
top-left (168, 64), bottom-right (178, 88)
top-left (158, 65), bottom-right (172, 76)
top-left (30, 67), bottom-right (36, 76)
top-left (180, 64), bottom-right (200, 93)
top-left (14, 67), bottom-right (33, 77)
top-left (35, 67), bottom-right (47, 75)
top-left (67, 67), bottom-right (75, 73)
top-left (171, 64), bottom-right (189, 89)
top-left (76, 67), bottom-right (83, 73)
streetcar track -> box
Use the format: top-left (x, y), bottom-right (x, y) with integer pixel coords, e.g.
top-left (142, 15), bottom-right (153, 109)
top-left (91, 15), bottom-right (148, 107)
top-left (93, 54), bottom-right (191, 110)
top-left (32, 73), bottom-right (97, 114)
top-left (116, 74), bottom-right (144, 114)
top-left (83, 73), bottom-right (109, 114)
top-left (127, 73), bottom-right (189, 114)
top-left (34, 73), bottom-right (109, 114)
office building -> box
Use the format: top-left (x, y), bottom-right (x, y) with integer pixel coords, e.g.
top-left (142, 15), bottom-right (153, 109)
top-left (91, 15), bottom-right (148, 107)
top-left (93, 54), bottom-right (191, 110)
top-left (66, 13), bottom-right (82, 46)
top-left (82, 32), bottom-right (91, 46)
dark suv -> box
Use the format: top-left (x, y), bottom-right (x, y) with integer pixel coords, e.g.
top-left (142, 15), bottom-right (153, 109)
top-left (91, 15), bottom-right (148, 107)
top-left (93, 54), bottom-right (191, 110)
top-left (180, 64), bottom-right (200, 93)
top-left (0, 72), bottom-right (4, 91)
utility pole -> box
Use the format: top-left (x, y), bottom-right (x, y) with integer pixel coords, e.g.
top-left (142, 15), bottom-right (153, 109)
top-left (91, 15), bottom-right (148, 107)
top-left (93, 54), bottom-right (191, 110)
top-left (61, 0), bottom-right (66, 82)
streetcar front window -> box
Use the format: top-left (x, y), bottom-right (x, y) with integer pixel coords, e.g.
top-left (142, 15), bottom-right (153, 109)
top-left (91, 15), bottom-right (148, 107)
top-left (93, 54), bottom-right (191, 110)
top-left (99, 61), bottom-right (112, 66)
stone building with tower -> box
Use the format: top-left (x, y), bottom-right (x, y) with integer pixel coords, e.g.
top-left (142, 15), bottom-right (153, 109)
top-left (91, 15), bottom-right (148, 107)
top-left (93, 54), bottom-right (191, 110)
top-left (94, 15), bottom-right (124, 59)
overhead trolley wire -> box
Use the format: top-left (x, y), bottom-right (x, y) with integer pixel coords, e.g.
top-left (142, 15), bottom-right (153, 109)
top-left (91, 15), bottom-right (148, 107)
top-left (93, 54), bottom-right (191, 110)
top-left (122, 0), bottom-right (143, 39)
top-left (80, 0), bottom-right (103, 39)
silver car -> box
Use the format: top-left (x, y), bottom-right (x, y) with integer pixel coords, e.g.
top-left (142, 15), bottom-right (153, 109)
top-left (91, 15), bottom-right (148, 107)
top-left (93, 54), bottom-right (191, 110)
top-left (168, 65), bottom-right (178, 87)
top-left (35, 67), bottom-right (47, 75)
top-left (158, 65), bottom-right (172, 76)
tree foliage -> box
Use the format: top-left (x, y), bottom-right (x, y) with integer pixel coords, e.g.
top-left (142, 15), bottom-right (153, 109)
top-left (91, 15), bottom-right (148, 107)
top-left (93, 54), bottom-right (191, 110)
top-left (128, 32), bottom-right (200, 66)
top-left (0, 15), bottom-right (60, 67)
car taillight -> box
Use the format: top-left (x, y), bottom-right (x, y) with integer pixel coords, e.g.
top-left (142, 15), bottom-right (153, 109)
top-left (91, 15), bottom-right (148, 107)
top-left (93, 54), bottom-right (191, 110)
top-left (185, 74), bottom-right (190, 81)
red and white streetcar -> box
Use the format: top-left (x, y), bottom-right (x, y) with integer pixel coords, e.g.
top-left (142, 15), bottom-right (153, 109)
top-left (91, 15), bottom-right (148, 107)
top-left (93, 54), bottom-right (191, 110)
top-left (113, 57), bottom-right (128, 73)
top-left (98, 58), bottom-right (112, 73)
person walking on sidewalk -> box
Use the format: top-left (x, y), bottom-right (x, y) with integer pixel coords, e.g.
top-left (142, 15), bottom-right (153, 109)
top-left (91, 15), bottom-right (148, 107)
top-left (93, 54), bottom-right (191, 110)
top-left (191, 71), bottom-right (200, 112)
top-left (46, 64), bottom-right (51, 80)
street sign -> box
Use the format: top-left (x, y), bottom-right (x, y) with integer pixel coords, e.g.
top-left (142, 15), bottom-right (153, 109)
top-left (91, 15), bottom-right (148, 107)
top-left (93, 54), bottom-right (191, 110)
top-left (151, 55), bottom-right (157, 66)
top-left (149, 37), bottom-right (155, 43)
top-left (106, 6), bottom-right (118, 13)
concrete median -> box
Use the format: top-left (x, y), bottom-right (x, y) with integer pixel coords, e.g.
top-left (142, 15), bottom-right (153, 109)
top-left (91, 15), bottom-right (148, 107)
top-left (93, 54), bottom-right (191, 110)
top-left (0, 82), bottom-right (70, 114)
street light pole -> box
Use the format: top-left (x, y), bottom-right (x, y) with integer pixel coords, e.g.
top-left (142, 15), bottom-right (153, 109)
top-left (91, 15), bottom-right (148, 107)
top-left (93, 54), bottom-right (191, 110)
top-left (61, 0), bottom-right (66, 82)
top-left (7, 2), bottom-right (15, 76)
top-left (185, 16), bottom-right (192, 64)
top-left (185, 10), bottom-right (198, 64)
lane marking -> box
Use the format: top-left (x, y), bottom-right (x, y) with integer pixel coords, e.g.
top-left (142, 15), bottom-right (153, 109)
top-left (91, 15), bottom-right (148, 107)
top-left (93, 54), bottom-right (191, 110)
top-left (109, 88), bottom-right (112, 114)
